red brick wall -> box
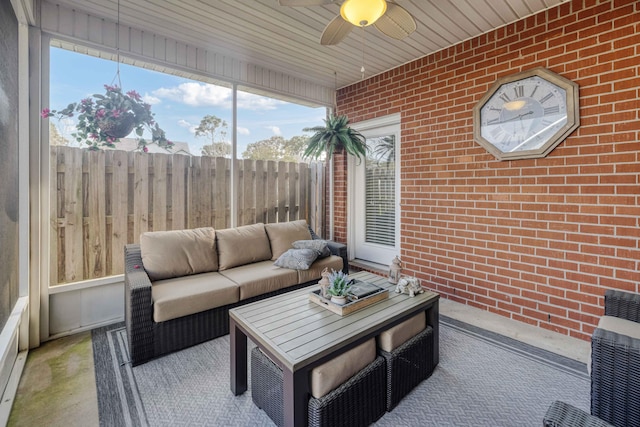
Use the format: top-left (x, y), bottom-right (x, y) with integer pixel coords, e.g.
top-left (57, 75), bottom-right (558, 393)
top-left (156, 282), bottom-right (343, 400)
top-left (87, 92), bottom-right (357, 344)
top-left (335, 0), bottom-right (640, 341)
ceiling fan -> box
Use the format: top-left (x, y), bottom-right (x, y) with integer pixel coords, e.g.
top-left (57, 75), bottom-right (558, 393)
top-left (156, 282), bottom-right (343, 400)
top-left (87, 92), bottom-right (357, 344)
top-left (278, 0), bottom-right (417, 46)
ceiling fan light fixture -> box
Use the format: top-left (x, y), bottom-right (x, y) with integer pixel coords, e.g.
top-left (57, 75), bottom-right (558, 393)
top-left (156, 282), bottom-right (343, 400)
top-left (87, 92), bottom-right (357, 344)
top-left (340, 0), bottom-right (387, 27)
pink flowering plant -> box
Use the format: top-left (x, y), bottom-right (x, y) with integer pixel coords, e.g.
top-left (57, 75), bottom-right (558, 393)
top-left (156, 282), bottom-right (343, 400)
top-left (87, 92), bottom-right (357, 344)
top-left (42, 84), bottom-right (172, 152)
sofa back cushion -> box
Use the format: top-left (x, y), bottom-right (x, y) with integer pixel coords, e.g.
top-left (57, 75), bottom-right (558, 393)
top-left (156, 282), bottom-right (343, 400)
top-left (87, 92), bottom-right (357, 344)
top-left (216, 223), bottom-right (272, 271)
top-left (264, 220), bottom-right (312, 260)
top-left (140, 227), bottom-right (217, 281)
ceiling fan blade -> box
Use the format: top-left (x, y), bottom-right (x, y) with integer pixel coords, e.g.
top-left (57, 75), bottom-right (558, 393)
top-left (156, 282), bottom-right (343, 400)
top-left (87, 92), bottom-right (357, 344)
top-left (320, 15), bottom-right (353, 45)
top-left (278, 0), bottom-right (333, 6)
top-left (374, 2), bottom-right (417, 40)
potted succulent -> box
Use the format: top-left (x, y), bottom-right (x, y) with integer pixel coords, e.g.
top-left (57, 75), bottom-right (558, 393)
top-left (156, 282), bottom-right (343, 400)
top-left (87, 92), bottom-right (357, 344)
top-left (326, 270), bottom-right (354, 305)
top-left (41, 84), bottom-right (172, 152)
top-left (303, 114), bottom-right (367, 162)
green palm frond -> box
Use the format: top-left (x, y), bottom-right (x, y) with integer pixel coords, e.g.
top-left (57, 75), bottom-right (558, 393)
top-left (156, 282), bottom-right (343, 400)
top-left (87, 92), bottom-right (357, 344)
top-left (302, 114), bottom-right (368, 161)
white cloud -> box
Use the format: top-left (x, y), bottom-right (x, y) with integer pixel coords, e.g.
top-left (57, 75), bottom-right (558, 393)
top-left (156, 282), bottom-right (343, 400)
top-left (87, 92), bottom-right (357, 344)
top-left (177, 119), bottom-right (197, 134)
top-left (153, 83), bottom-right (231, 107)
top-left (267, 126), bottom-right (282, 136)
top-left (151, 82), bottom-right (285, 111)
top-left (142, 94), bottom-right (161, 105)
top-left (237, 126), bottom-right (250, 135)
top-left (237, 92), bottom-right (284, 111)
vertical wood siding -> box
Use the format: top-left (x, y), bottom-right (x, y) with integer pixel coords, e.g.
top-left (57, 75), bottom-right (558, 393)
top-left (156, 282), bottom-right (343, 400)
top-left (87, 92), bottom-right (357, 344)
top-left (40, 1), bottom-right (334, 107)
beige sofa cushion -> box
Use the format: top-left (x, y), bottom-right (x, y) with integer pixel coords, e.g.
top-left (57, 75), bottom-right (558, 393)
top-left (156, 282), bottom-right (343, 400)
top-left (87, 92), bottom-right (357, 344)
top-left (151, 272), bottom-right (239, 322)
top-left (216, 223), bottom-right (272, 271)
top-left (219, 260), bottom-right (299, 300)
top-left (140, 227), bottom-right (217, 281)
top-left (297, 255), bottom-right (344, 284)
top-left (378, 311), bottom-right (426, 352)
top-left (264, 220), bottom-right (312, 260)
top-left (310, 339), bottom-right (376, 399)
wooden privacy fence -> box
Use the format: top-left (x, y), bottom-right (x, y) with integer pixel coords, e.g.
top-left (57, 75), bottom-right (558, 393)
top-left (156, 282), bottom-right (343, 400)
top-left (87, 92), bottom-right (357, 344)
top-left (50, 146), bottom-right (325, 285)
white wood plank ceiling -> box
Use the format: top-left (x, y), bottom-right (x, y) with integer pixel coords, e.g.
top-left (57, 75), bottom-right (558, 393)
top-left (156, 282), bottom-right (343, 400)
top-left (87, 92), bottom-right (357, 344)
top-left (46, 0), bottom-right (569, 91)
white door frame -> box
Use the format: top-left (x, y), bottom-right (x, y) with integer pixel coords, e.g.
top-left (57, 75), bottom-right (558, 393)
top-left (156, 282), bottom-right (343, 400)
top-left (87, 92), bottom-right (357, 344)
top-left (347, 113), bottom-right (401, 267)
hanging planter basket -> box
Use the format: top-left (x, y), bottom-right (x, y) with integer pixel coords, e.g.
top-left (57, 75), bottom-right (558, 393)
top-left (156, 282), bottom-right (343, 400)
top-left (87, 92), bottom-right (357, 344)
top-left (99, 113), bottom-right (136, 138)
top-left (41, 85), bottom-right (172, 151)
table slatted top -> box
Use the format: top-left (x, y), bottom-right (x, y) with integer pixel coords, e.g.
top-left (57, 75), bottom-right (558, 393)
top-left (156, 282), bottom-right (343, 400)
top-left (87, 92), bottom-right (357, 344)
top-left (229, 271), bottom-right (439, 371)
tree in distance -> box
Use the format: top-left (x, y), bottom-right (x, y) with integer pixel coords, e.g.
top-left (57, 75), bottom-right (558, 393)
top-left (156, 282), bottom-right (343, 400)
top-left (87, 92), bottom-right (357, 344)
top-left (50, 123), bottom-right (70, 146)
top-left (196, 114), bottom-right (231, 157)
top-left (242, 135), bottom-right (309, 162)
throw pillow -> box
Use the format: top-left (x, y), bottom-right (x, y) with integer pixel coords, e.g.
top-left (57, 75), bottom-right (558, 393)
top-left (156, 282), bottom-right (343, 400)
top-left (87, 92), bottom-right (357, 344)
top-left (292, 239), bottom-right (331, 258)
top-left (274, 248), bottom-right (319, 270)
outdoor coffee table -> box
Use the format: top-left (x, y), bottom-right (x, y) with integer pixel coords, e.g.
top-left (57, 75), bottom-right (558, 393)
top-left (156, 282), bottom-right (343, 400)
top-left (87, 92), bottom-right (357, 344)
top-left (229, 271), bottom-right (439, 427)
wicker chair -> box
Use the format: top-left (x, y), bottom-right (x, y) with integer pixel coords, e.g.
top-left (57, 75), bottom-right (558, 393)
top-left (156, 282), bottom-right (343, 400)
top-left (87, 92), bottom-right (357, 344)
top-left (544, 401), bottom-right (614, 427)
top-left (251, 347), bottom-right (387, 427)
top-left (378, 325), bottom-right (435, 411)
top-left (590, 289), bottom-right (640, 427)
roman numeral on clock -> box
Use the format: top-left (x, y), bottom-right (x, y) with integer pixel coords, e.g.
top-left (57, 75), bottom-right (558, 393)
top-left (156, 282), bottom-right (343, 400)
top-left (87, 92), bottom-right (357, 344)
top-left (544, 105), bottom-right (559, 115)
top-left (513, 85), bottom-right (524, 98)
top-left (539, 93), bottom-right (554, 104)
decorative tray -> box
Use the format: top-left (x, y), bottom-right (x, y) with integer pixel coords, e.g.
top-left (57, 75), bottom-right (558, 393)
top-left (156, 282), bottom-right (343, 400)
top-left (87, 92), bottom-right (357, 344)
top-left (308, 280), bottom-right (389, 316)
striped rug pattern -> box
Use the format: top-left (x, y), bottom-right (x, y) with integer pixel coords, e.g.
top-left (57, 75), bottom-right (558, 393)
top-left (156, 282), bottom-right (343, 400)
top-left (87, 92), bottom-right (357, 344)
top-left (92, 316), bottom-right (589, 426)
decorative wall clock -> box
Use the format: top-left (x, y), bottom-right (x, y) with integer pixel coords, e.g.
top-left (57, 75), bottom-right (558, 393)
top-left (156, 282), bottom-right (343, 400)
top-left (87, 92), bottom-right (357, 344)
top-left (473, 67), bottom-right (580, 161)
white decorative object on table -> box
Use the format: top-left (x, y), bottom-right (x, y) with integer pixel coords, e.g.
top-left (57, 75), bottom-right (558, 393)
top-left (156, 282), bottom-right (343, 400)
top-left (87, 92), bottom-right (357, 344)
top-left (395, 276), bottom-right (423, 297)
top-left (388, 256), bottom-right (402, 284)
top-left (318, 267), bottom-right (331, 298)
top-left (330, 295), bottom-right (348, 305)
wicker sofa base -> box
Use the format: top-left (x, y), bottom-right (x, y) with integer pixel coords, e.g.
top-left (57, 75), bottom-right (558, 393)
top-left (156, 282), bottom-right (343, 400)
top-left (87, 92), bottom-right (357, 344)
top-left (152, 281), bottom-right (317, 360)
top-left (544, 401), bottom-right (614, 427)
top-left (251, 347), bottom-right (387, 427)
top-left (379, 325), bottom-right (435, 411)
top-left (124, 242), bottom-right (338, 366)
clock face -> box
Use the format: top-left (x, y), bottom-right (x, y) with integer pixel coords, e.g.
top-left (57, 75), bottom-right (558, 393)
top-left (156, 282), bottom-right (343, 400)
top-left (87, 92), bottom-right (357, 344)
top-left (480, 76), bottom-right (568, 153)
top-left (473, 68), bottom-right (579, 161)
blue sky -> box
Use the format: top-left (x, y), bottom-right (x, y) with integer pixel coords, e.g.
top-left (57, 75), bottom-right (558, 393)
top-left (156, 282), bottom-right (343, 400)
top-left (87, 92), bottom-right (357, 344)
top-left (49, 47), bottom-right (326, 155)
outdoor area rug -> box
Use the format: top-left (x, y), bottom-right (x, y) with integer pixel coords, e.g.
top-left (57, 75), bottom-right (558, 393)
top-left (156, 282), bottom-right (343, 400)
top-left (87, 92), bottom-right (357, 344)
top-left (92, 316), bottom-right (590, 426)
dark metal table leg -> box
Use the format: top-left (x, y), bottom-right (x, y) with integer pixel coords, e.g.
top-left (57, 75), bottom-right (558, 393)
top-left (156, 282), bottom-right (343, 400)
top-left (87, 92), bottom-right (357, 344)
top-left (427, 300), bottom-right (440, 366)
top-left (283, 367), bottom-right (308, 427)
top-left (230, 318), bottom-right (247, 395)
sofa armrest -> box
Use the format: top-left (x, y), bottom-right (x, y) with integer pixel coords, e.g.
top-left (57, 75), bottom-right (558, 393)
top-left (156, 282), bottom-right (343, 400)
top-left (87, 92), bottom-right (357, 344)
top-left (325, 241), bottom-right (348, 274)
top-left (309, 226), bottom-right (348, 274)
top-left (124, 244), bottom-right (155, 366)
top-left (604, 289), bottom-right (640, 323)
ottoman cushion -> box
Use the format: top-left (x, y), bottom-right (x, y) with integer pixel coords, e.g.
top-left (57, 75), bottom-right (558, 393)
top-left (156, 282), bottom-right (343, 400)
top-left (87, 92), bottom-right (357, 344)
top-left (310, 338), bottom-right (376, 399)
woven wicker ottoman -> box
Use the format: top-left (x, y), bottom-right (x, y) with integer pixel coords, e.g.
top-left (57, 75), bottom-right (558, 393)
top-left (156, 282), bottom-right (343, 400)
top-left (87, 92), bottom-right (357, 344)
top-left (543, 401), bottom-right (614, 427)
top-left (377, 310), bottom-right (436, 411)
top-left (251, 346), bottom-right (387, 427)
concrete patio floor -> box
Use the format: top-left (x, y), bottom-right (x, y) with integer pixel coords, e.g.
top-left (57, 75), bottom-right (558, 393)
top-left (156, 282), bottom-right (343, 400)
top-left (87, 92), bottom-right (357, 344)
top-left (7, 298), bottom-right (590, 427)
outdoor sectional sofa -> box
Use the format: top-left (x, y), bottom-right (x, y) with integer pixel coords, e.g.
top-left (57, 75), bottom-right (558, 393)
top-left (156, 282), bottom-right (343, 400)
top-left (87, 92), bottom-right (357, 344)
top-left (124, 220), bottom-right (347, 366)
